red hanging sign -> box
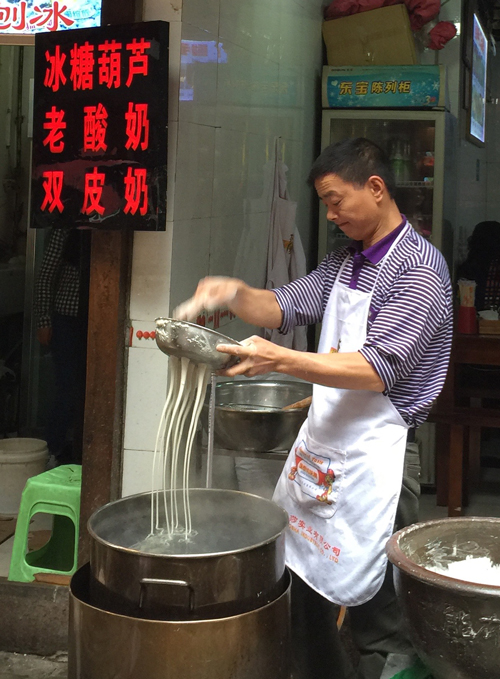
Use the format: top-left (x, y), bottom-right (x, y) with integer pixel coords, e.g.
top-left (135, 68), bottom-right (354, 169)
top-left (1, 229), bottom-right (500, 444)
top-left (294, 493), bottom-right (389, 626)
top-left (32, 21), bottom-right (169, 231)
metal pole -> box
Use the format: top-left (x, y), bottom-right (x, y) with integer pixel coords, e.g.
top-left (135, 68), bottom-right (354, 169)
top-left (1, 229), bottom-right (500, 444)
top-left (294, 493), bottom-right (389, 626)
top-left (206, 372), bottom-right (216, 488)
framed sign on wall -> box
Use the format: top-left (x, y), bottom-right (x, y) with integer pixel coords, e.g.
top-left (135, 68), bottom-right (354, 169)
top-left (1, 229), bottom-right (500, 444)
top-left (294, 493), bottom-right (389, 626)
top-left (32, 20), bottom-right (169, 231)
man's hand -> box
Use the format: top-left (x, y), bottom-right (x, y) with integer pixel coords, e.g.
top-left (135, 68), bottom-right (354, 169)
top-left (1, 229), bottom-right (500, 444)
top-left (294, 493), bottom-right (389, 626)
top-left (217, 335), bottom-right (287, 377)
top-left (173, 277), bottom-right (243, 321)
top-left (37, 327), bottom-right (52, 346)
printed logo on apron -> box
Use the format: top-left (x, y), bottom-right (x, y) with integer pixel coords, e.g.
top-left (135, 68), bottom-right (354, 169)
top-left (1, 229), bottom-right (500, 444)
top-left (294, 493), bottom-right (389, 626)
top-left (286, 427), bottom-right (347, 520)
top-left (288, 438), bottom-right (346, 510)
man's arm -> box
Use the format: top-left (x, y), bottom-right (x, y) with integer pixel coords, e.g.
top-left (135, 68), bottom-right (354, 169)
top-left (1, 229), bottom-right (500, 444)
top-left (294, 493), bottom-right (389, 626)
top-left (174, 256), bottom-right (333, 329)
top-left (218, 335), bottom-right (385, 392)
top-left (359, 265), bottom-right (451, 391)
top-left (174, 277), bottom-right (283, 329)
top-left (226, 282), bottom-right (283, 328)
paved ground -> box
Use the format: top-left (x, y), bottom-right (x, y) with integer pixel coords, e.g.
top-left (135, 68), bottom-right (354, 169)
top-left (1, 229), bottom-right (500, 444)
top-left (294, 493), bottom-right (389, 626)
top-left (0, 651), bottom-right (67, 679)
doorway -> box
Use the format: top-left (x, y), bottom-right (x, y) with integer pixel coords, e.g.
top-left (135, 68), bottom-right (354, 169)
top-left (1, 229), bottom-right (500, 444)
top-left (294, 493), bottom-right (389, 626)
top-left (0, 44), bottom-right (35, 438)
top-left (0, 44), bottom-right (91, 579)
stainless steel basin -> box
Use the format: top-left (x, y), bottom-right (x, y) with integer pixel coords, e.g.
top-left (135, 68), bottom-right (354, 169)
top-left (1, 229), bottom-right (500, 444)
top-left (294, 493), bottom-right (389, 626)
top-left (202, 380), bottom-right (312, 452)
top-left (387, 517), bottom-right (500, 679)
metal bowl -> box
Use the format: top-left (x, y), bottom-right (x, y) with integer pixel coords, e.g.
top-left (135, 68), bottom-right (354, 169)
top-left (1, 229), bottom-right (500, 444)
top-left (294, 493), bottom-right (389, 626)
top-left (387, 517), bottom-right (500, 679)
top-left (202, 380), bottom-right (312, 452)
top-left (155, 318), bottom-right (241, 370)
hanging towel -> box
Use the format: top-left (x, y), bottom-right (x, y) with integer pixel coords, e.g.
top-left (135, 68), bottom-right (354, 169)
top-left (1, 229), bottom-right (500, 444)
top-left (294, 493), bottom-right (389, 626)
top-left (265, 139), bottom-right (308, 351)
top-left (233, 159), bottom-right (276, 289)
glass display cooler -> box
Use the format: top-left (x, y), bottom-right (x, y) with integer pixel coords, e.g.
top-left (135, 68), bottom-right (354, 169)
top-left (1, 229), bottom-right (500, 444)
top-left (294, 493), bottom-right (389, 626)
top-left (318, 110), bottom-right (456, 267)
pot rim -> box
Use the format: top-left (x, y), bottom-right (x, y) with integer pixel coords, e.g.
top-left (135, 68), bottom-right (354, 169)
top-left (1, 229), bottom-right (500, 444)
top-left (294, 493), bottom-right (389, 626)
top-left (206, 380), bottom-right (312, 412)
top-left (88, 488), bottom-right (288, 560)
top-left (212, 379), bottom-right (310, 386)
top-left (386, 517), bottom-right (500, 596)
top-left (214, 405), bottom-right (309, 414)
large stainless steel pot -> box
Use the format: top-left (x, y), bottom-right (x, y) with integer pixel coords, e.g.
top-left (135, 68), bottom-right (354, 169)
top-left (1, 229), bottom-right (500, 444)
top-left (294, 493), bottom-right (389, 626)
top-left (88, 488), bottom-right (288, 620)
top-left (69, 563), bottom-right (292, 679)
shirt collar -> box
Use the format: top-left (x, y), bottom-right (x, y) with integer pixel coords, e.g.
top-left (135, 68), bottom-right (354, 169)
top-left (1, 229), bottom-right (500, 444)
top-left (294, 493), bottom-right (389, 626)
top-left (347, 216), bottom-right (407, 264)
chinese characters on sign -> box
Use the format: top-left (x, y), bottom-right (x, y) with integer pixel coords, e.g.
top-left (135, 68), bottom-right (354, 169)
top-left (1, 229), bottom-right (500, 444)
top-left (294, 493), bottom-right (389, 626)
top-left (323, 66), bottom-right (443, 109)
top-left (0, 1), bottom-right (101, 35)
top-left (32, 21), bottom-right (169, 230)
top-left (338, 80), bottom-right (412, 96)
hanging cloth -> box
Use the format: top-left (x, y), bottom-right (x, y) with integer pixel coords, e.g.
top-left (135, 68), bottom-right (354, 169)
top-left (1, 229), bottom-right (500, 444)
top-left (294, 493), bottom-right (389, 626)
top-left (265, 139), bottom-right (308, 351)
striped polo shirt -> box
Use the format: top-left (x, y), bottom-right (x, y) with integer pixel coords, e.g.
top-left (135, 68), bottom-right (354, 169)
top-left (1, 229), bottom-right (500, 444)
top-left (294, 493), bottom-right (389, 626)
top-left (273, 221), bottom-right (453, 427)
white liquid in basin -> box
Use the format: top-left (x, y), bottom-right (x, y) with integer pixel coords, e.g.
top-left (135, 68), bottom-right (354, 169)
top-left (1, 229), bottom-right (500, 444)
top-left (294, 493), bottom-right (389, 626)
top-left (427, 556), bottom-right (500, 586)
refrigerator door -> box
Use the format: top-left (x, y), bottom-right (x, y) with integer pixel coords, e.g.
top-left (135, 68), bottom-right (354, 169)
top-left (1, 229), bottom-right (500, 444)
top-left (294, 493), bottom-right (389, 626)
top-left (319, 111), bottom-right (449, 263)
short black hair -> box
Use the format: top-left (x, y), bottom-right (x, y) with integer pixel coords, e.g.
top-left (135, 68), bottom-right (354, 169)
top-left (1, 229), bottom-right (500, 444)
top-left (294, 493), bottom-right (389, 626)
top-left (308, 138), bottom-right (396, 199)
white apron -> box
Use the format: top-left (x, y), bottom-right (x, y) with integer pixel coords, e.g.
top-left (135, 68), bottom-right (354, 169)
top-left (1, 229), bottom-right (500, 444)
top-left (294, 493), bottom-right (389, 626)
top-left (273, 228), bottom-right (409, 607)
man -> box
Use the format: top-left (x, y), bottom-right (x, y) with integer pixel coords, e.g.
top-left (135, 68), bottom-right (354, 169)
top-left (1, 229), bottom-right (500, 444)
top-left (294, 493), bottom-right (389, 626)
top-left (175, 138), bottom-right (453, 678)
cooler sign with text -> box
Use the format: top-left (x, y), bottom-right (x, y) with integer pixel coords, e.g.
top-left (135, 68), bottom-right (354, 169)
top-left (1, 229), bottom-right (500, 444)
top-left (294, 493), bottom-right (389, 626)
top-left (32, 21), bottom-right (169, 230)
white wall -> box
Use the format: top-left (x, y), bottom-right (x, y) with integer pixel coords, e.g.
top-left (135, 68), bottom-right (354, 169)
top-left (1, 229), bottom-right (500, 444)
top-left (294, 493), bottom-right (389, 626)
top-left (169, 0), bottom-right (324, 341)
top-left (122, 0), bottom-right (325, 496)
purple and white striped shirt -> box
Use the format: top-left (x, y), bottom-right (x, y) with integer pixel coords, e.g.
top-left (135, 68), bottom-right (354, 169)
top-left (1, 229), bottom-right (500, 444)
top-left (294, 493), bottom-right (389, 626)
top-left (273, 221), bottom-right (453, 427)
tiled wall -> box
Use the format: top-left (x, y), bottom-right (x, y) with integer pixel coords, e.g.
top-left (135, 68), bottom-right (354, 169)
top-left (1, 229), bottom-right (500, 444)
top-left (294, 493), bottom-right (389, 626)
top-left (122, 0), bottom-right (325, 496)
top-left (170, 0), bottom-right (324, 342)
top-left (122, 0), bottom-right (181, 498)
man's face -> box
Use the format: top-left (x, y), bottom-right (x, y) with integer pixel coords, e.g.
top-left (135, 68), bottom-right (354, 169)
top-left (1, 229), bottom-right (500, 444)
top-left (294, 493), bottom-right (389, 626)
top-left (314, 173), bottom-right (382, 242)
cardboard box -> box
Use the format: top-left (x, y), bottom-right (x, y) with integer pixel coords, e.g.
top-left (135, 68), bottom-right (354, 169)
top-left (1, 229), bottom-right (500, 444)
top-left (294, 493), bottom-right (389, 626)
top-left (322, 5), bottom-right (417, 67)
top-left (322, 65), bottom-right (446, 109)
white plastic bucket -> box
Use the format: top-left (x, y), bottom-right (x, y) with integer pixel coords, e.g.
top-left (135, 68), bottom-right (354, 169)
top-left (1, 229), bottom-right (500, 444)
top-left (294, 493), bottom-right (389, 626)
top-left (0, 438), bottom-right (48, 516)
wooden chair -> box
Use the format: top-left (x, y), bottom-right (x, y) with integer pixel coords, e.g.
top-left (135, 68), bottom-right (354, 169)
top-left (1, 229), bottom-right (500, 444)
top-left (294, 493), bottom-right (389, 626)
top-left (428, 407), bottom-right (500, 516)
top-left (429, 333), bottom-right (500, 516)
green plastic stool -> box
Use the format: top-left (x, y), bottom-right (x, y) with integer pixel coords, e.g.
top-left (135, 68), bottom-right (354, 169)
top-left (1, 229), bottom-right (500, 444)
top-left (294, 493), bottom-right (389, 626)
top-left (8, 464), bottom-right (82, 582)
top-left (390, 660), bottom-right (434, 679)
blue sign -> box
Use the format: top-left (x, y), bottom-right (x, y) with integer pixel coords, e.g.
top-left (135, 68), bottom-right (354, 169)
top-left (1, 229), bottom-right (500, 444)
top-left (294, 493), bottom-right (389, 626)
top-left (323, 65), bottom-right (445, 109)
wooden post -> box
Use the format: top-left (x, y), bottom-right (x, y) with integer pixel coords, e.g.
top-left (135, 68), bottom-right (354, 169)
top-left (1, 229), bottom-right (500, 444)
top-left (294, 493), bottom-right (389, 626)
top-left (78, 229), bottom-right (132, 565)
top-left (76, 0), bottom-right (142, 567)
